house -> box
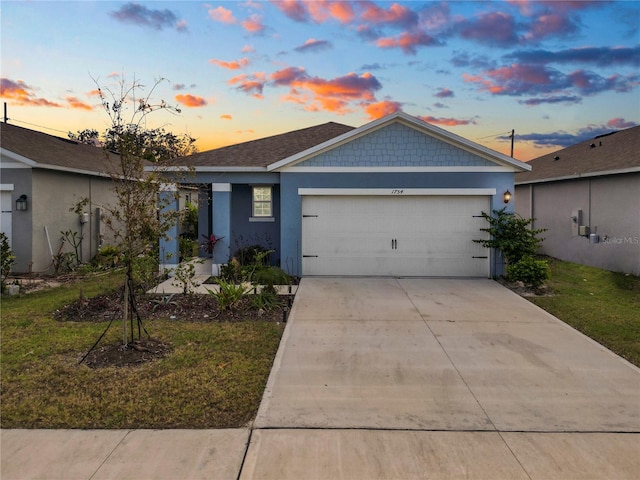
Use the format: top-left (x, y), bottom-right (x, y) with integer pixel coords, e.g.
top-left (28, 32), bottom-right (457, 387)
top-left (157, 112), bottom-right (530, 278)
top-left (515, 125), bottom-right (640, 276)
top-left (0, 122), bottom-right (121, 274)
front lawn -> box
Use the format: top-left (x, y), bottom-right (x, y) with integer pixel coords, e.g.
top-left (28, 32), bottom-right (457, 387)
top-left (1, 272), bottom-right (285, 429)
top-left (527, 258), bottom-right (640, 367)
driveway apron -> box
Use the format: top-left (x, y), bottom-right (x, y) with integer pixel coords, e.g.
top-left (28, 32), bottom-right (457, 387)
top-left (243, 277), bottom-right (640, 479)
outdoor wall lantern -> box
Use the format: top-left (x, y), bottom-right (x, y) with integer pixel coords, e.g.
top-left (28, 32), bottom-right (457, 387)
top-left (15, 194), bottom-right (28, 211)
top-left (503, 190), bottom-right (512, 204)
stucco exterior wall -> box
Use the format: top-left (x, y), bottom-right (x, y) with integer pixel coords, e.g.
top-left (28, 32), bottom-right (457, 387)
top-left (30, 170), bottom-right (116, 273)
top-left (515, 173), bottom-right (640, 275)
top-left (0, 167), bottom-right (33, 273)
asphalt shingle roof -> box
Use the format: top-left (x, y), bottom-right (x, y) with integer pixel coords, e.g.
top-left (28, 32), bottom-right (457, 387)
top-left (179, 121), bottom-right (355, 168)
top-left (0, 122), bottom-right (122, 176)
top-left (516, 125), bottom-right (640, 184)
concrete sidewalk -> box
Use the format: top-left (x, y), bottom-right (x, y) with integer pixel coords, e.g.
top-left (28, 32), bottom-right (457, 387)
top-left (2, 278), bottom-right (639, 479)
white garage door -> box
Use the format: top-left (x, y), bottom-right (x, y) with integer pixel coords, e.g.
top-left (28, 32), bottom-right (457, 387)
top-left (302, 195), bottom-right (490, 277)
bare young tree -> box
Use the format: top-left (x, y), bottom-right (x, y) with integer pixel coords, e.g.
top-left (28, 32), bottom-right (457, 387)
top-left (93, 75), bottom-right (193, 347)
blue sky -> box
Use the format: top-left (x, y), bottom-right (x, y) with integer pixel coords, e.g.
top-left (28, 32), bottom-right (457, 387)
top-left (1, 0), bottom-right (639, 160)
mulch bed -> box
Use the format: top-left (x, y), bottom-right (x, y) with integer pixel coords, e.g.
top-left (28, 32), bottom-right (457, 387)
top-left (55, 288), bottom-right (293, 368)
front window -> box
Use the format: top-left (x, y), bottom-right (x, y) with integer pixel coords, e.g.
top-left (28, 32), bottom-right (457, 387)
top-left (252, 186), bottom-right (272, 217)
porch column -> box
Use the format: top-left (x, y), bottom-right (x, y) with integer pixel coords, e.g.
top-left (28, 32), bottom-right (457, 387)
top-left (159, 183), bottom-right (179, 273)
top-left (211, 183), bottom-right (232, 273)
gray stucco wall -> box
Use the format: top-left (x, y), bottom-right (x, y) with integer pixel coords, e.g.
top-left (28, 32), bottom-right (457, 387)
top-left (1, 167), bottom-right (33, 274)
top-left (515, 172), bottom-right (640, 275)
top-left (29, 170), bottom-right (116, 274)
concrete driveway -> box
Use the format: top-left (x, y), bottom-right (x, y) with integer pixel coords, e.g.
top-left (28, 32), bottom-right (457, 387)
top-left (243, 277), bottom-right (640, 479)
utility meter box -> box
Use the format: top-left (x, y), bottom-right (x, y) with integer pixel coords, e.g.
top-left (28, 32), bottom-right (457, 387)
top-left (589, 233), bottom-right (600, 244)
top-left (579, 225), bottom-right (590, 236)
top-left (571, 209), bottom-right (582, 236)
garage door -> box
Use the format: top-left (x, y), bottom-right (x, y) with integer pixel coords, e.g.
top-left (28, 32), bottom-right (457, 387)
top-left (301, 195), bottom-right (490, 277)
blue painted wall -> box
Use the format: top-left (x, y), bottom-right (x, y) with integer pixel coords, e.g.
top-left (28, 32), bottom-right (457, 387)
top-left (280, 171), bottom-right (515, 277)
top-left (230, 184), bottom-right (281, 265)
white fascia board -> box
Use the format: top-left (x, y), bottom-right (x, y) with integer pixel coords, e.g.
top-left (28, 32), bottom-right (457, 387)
top-left (283, 166), bottom-right (515, 173)
top-left (1, 148), bottom-right (37, 167)
top-left (268, 111), bottom-right (531, 173)
top-left (146, 166), bottom-right (266, 173)
top-left (515, 166), bottom-right (640, 185)
top-left (298, 188), bottom-right (497, 196)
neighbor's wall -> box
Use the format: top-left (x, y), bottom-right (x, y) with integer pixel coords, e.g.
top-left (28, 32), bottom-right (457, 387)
top-left (515, 172), bottom-right (640, 275)
top-left (31, 170), bottom-right (117, 273)
top-left (0, 166), bottom-right (33, 273)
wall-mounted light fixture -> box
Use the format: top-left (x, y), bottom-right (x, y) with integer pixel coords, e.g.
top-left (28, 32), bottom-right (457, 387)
top-left (15, 194), bottom-right (28, 211)
top-left (503, 190), bottom-right (512, 204)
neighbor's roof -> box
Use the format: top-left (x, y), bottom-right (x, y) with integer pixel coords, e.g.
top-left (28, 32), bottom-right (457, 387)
top-left (0, 122), bottom-right (122, 177)
top-left (516, 125), bottom-right (640, 184)
top-left (174, 122), bottom-right (355, 170)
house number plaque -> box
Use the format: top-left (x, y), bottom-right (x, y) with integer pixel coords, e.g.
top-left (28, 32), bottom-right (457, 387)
top-left (391, 189), bottom-right (404, 195)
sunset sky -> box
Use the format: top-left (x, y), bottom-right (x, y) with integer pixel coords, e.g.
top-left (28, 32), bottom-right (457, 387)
top-left (1, 0), bottom-right (639, 161)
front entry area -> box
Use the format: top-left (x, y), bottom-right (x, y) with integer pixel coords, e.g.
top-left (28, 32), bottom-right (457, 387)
top-left (301, 194), bottom-right (490, 277)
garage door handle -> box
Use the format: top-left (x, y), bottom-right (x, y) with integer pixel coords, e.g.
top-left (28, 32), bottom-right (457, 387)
top-left (303, 255), bottom-right (318, 258)
top-left (472, 256), bottom-right (488, 259)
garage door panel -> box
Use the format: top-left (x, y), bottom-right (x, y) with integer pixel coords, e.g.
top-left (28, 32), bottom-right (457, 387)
top-left (302, 195), bottom-right (489, 277)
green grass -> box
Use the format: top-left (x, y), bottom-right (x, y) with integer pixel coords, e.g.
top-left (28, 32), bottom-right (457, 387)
top-left (1, 272), bottom-right (284, 429)
top-left (527, 258), bottom-right (640, 367)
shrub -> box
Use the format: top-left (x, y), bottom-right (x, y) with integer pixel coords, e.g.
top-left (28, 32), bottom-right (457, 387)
top-left (253, 266), bottom-right (290, 286)
top-left (132, 253), bottom-right (160, 293)
top-left (507, 256), bottom-right (550, 287)
top-left (207, 279), bottom-right (249, 311)
top-left (1, 232), bottom-right (15, 292)
top-left (250, 285), bottom-right (280, 311)
top-left (474, 208), bottom-right (547, 265)
top-left (91, 245), bottom-right (122, 269)
top-left (233, 244), bottom-right (271, 266)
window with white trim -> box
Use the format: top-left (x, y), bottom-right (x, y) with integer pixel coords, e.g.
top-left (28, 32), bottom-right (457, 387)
top-left (252, 186), bottom-right (272, 217)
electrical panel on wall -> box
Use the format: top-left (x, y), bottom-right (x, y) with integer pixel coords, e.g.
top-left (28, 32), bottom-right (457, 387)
top-left (571, 209), bottom-right (582, 236)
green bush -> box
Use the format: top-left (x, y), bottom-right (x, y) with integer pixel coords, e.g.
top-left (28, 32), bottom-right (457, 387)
top-left (253, 266), bottom-right (290, 286)
top-left (132, 253), bottom-right (160, 292)
top-left (91, 245), bottom-right (122, 269)
top-left (233, 244), bottom-right (271, 266)
top-left (207, 279), bottom-right (249, 311)
top-left (1, 232), bottom-right (15, 291)
top-left (507, 256), bottom-right (550, 287)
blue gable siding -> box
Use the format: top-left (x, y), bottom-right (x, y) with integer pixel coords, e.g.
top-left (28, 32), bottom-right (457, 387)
top-left (297, 123), bottom-right (496, 167)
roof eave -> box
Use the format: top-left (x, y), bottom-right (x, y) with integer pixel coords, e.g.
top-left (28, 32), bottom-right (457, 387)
top-left (515, 166), bottom-right (640, 185)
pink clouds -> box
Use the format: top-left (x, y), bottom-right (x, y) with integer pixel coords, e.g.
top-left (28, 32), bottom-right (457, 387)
top-left (242, 14), bottom-right (265, 33)
top-left (0, 78), bottom-right (61, 107)
top-left (209, 6), bottom-right (236, 24)
top-left (210, 57), bottom-right (250, 70)
top-left (65, 95), bottom-right (93, 110)
top-left (418, 115), bottom-right (476, 127)
top-left (228, 72), bottom-right (266, 99)
top-left (607, 118), bottom-right (638, 129)
top-left (364, 100), bottom-right (402, 119)
top-left (209, 6), bottom-right (264, 33)
top-left (267, 67), bottom-right (383, 115)
top-left (376, 30), bottom-right (440, 55)
top-left (175, 94), bottom-right (207, 108)
top-left (361, 2), bottom-right (417, 28)
top-left (273, 0), bottom-right (355, 24)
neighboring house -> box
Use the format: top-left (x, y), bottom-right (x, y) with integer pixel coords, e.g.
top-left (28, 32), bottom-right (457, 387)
top-left (0, 123), bottom-right (120, 274)
top-left (515, 125), bottom-right (640, 275)
top-left (158, 112), bottom-right (530, 278)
